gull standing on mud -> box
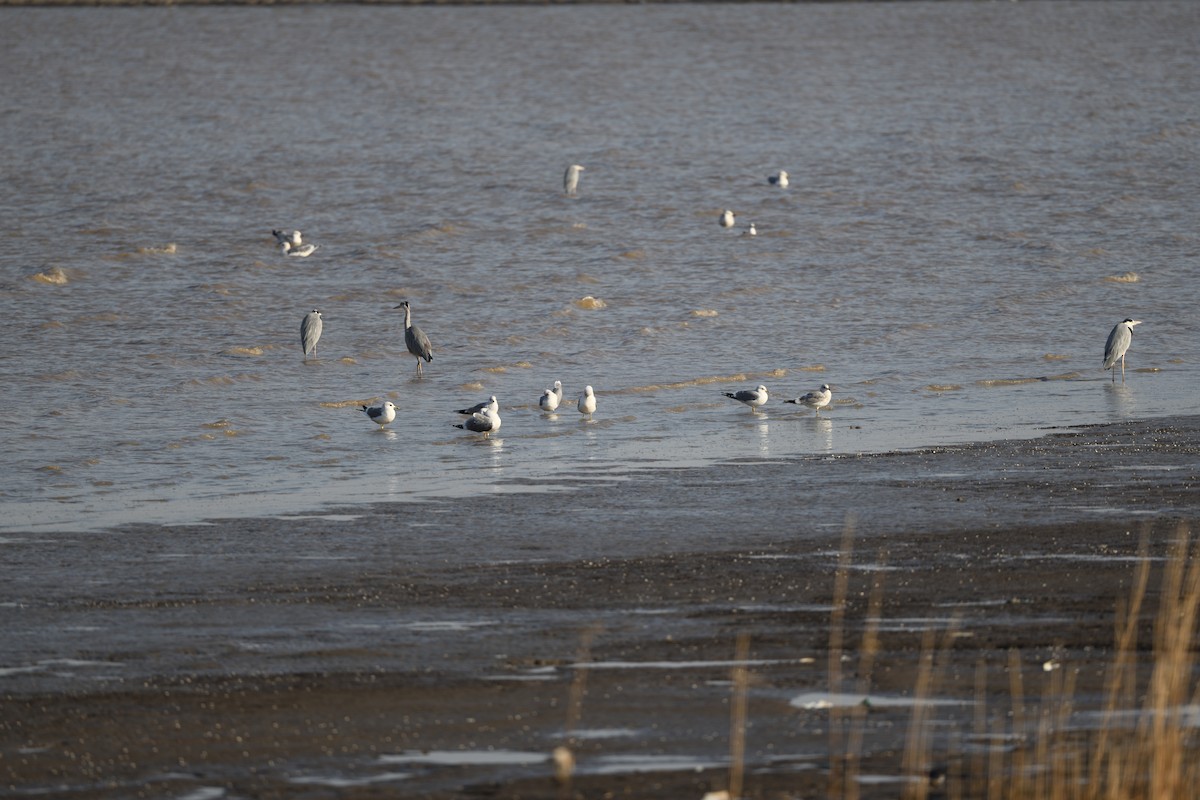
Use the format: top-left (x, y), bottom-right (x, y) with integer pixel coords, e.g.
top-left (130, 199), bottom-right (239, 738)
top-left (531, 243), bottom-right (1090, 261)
top-left (577, 385), bottom-right (596, 416)
top-left (1103, 318), bottom-right (1142, 383)
top-left (454, 407), bottom-right (501, 437)
top-left (539, 380), bottom-right (563, 413)
top-left (394, 300), bottom-right (434, 375)
top-left (724, 384), bottom-right (769, 410)
top-left (300, 309), bottom-right (323, 359)
top-left (455, 395), bottom-right (499, 416)
top-left (564, 164), bottom-right (585, 196)
top-left (785, 384), bottom-right (832, 414)
top-left (362, 400), bottom-right (396, 428)
top-left (720, 209), bottom-right (735, 228)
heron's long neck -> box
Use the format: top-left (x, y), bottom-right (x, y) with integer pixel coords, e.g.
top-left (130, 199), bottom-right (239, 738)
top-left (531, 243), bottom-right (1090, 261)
top-left (404, 307), bottom-right (412, 328)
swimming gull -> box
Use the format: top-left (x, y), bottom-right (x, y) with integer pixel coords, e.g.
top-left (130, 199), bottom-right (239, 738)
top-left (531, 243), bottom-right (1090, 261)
top-left (564, 164), bottom-right (585, 196)
top-left (720, 209), bottom-right (735, 228)
top-left (454, 407), bottom-right (501, 437)
top-left (743, 222), bottom-right (757, 237)
top-left (362, 400), bottom-right (397, 428)
top-left (394, 300), bottom-right (434, 375)
top-left (455, 395), bottom-right (499, 416)
top-left (281, 241), bottom-right (319, 257)
top-left (577, 385), bottom-right (596, 416)
top-left (300, 309), bottom-right (323, 359)
top-left (785, 384), bottom-right (832, 414)
top-left (768, 171), bottom-right (789, 188)
top-left (724, 384), bottom-right (769, 410)
top-left (273, 229), bottom-right (302, 247)
top-left (1103, 318), bottom-right (1142, 383)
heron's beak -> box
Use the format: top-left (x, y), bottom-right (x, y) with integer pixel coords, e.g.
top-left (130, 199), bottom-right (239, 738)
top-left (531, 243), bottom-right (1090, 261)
top-left (1130, 320), bottom-right (1143, 327)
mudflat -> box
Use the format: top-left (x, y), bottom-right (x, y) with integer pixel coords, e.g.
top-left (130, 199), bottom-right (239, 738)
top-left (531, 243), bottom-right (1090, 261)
top-left (3, 416), bottom-right (1199, 798)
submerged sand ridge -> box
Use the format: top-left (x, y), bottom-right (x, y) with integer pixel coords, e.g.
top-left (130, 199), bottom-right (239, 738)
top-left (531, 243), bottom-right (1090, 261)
top-left (2, 416), bottom-right (1199, 798)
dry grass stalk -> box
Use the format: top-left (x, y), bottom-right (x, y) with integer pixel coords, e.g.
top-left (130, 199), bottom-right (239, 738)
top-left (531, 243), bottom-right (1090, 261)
top-left (557, 624), bottom-right (601, 795)
top-left (967, 523), bottom-right (1200, 800)
top-left (844, 553), bottom-right (888, 800)
top-left (728, 632), bottom-right (751, 800)
top-left (900, 619), bottom-right (961, 800)
top-left (827, 516), bottom-right (857, 800)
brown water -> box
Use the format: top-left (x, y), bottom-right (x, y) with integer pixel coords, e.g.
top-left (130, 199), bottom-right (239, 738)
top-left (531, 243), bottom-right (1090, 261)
top-left (2, 2), bottom-right (1198, 532)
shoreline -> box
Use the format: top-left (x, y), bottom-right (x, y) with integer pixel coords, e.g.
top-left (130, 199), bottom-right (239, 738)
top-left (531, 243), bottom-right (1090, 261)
top-left (2, 414), bottom-right (1199, 797)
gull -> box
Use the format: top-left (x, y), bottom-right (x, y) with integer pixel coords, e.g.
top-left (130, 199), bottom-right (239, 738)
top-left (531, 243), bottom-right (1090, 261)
top-left (300, 309), bottom-right (322, 359)
top-left (455, 395), bottom-right (499, 416)
top-left (785, 384), bottom-right (832, 414)
top-left (273, 229), bottom-right (302, 247)
top-left (743, 222), bottom-right (757, 237)
top-left (724, 384), bottom-right (768, 410)
top-left (454, 407), bottom-right (501, 437)
top-left (768, 170), bottom-right (789, 188)
top-left (362, 400), bottom-right (397, 428)
top-left (577, 385), bottom-right (596, 416)
top-left (281, 241), bottom-right (319, 257)
top-left (539, 380), bottom-right (564, 413)
top-left (720, 209), bottom-right (735, 228)
top-left (539, 380), bottom-right (564, 412)
top-left (1103, 318), bottom-right (1142, 383)
top-left (394, 300), bottom-right (433, 375)
top-left (564, 164), bottom-right (585, 196)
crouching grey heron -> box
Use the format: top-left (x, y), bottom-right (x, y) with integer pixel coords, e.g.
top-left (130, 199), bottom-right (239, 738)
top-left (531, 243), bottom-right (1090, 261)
top-left (301, 309), bottom-right (323, 359)
top-left (564, 164), bottom-right (585, 196)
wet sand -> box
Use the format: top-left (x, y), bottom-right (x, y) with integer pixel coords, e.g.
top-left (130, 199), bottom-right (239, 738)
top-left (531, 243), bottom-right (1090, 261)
top-left (3, 416), bottom-right (1200, 798)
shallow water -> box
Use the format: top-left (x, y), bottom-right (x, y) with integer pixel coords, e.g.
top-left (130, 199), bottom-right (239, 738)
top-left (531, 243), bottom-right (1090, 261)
top-left (2, 2), bottom-right (1198, 532)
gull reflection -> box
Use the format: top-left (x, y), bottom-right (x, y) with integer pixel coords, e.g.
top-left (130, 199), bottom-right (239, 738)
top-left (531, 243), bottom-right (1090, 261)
top-left (811, 417), bottom-right (833, 452)
top-left (756, 420), bottom-right (770, 456)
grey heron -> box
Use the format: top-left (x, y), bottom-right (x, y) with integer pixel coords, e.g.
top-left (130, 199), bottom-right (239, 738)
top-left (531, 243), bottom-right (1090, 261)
top-left (394, 301), bottom-right (434, 375)
top-left (564, 164), bottom-right (585, 196)
top-left (785, 384), bottom-right (832, 414)
top-left (362, 400), bottom-right (396, 428)
top-left (454, 407), bottom-right (501, 437)
top-left (720, 209), bottom-right (735, 228)
top-left (1103, 318), bottom-right (1142, 382)
top-left (300, 309), bottom-right (323, 359)
top-left (456, 395), bottom-right (499, 416)
top-left (577, 385), bottom-right (596, 416)
top-left (768, 171), bottom-right (789, 188)
top-left (724, 384), bottom-right (769, 410)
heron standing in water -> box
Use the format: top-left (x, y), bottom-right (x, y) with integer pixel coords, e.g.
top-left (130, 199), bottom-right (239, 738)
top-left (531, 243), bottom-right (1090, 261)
top-left (300, 309), bottom-right (322, 359)
top-left (394, 300), bottom-right (434, 375)
top-left (1103, 318), bottom-right (1142, 383)
top-left (564, 164), bottom-right (585, 196)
